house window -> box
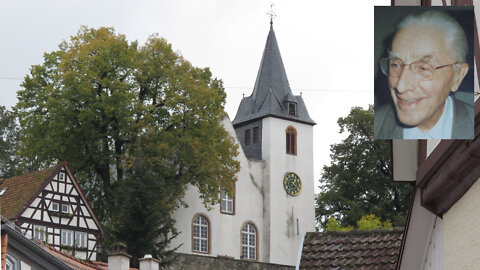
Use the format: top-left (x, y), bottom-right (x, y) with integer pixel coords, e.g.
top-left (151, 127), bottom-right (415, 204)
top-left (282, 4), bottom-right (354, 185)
top-left (52, 202), bottom-right (59, 212)
top-left (192, 215), bottom-right (209, 253)
top-left (61, 204), bottom-right (69, 214)
top-left (61, 229), bottom-right (74, 246)
top-left (6, 254), bottom-right (19, 270)
top-left (286, 126), bottom-right (297, 155)
top-left (58, 172), bottom-right (65, 181)
top-left (220, 189), bottom-right (234, 214)
top-left (75, 232), bottom-right (87, 248)
top-left (253, 127), bottom-right (259, 144)
top-left (288, 103), bottom-right (296, 116)
top-left (241, 223), bottom-right (257, 260)
top-left (245, 129), bottom-right (251, 145)
top-left (33, 225), bottom-right (47, 242)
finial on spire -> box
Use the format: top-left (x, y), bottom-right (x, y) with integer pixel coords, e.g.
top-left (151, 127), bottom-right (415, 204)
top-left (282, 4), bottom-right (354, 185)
top-left (267, 2), bottom-right (276, 25)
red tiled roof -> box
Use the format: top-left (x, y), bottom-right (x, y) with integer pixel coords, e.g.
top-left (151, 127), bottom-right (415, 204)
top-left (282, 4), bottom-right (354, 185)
top-left (300, 228), bottom-right (403, 270)
top-left (0, 164), bottom-right (61, 218)
top-left (38, 241), bottom-right (138, 270)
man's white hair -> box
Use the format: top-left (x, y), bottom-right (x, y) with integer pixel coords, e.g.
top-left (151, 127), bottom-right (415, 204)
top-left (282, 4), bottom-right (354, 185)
top-left (397, 10), bottom-right (468, 62)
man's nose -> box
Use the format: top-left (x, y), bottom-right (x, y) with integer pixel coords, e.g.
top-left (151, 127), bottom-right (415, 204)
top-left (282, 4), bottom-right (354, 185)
top-left (392, 66), bottom-right (416, 94)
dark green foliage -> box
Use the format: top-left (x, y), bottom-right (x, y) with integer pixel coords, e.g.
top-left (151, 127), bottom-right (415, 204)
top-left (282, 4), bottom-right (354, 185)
top-left (316, 105), bottom-right (413, 230)
top-left (0, 106), bottom-right (20, 178)
top-left (107, 149), bottom-right (179, 267)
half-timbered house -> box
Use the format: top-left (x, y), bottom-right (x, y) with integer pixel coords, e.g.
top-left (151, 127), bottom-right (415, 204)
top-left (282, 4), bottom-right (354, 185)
top-left (0, 162), bottom-right (103, 261)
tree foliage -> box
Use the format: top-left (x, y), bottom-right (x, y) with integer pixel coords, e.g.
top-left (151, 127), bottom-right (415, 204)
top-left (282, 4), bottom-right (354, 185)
top-left (15, 26), bottom-right (240, 262)
top-left (0, 106), bottom-right (20, 178)
top-left (107, 148), bottom-right (179, 267)
top-left (325, 214), bottom-right (393, 232)
top-left (316, 105), bottom-right (412, 230)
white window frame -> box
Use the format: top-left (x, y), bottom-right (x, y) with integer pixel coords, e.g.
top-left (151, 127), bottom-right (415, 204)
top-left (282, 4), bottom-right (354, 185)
top-left (33, 225), bottom-right (47, 242)
top-left (6, 254), bottom-right (19, 270)
top-left (193, 215), bottom-right (209, 253)
top-left (61, 203), bottom-right (69, 214)
top-left (58, 172), bottom-right (65, 181)
top-left (61, 229), bottom-right (74, 246)
top-left (75, 232), bottom-right (87, 248)
top-left (52, 202), bottom-right (59, 212)
top-left (242, 224), bottom-right (257, 260)
top-left (220, 189), bottom-right (234, 214)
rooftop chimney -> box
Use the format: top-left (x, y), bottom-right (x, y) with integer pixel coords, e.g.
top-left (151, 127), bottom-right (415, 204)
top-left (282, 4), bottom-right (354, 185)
top-left (139, 254), bottom-right (160, 270)
top-left (108, 242), bottom-right (131, 270)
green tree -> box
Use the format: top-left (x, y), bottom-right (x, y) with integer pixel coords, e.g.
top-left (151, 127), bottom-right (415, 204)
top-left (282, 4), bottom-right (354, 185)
top-left (316, 105), bottom-right (412, 230)
top-left (107, 147), bottom-right (179, 267)
top-left (356, 214), bottom-right (392, 231)
top-left (0, 106), bottom-right (20, 178)
top-left (15, 26), bottom-right (240, 262)
top-left (325, 214), bottom-right (393, 231)
top-left (325, 217), bottom-right (353, 232)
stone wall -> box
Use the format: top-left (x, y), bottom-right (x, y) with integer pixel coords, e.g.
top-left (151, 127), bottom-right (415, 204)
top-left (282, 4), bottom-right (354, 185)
top-left (165, 253), bottom-right (295, 270)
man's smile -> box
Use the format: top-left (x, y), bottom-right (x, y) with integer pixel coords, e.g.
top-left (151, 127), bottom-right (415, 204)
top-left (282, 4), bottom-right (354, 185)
top-left (396, 95), bottom-right (424, 107)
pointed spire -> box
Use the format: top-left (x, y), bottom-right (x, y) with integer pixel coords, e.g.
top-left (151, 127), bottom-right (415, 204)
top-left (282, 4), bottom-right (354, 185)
top-left (232, 18), bottom-right (315, 127)
top-left (250, 23), bottom-right (291, 113)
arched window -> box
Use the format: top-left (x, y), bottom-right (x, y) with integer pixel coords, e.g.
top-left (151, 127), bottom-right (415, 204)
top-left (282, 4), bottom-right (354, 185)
top-left (241, 223), bottom-right (257, 260)
top-left (192, 215), bottom-right (209, 253)
top-left (286, 126), bottom-right (297, 155)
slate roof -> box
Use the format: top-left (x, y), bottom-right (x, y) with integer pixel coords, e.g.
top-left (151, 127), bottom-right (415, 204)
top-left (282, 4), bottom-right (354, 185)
top-left (0, 164), bottom-right (61, 218)
top-left (299, 228), bottom-right (403, 270)
top-left (232, 23), bottom-right (315, 126)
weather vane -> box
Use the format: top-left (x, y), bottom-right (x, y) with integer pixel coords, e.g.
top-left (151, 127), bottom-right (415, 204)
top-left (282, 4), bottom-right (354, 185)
top-left (267, 2), bottom-right (276, 25)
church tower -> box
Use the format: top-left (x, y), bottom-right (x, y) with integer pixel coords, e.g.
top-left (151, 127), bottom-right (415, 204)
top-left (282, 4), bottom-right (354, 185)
top-left (232, 21), bottom-right (316, 266)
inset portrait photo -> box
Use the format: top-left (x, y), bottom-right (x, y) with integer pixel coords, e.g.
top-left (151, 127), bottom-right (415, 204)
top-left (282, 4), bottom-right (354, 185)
top-left (374, 6), bottom-right (474, 140)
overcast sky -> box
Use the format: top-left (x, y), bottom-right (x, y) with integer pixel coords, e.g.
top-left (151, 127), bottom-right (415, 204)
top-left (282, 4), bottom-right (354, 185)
top-left (0, 0), bottom-right (389, 193)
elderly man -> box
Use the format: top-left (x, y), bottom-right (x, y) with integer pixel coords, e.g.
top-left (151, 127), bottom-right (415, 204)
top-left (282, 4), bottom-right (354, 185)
top-left (374, 10), bottom-right (473, 139)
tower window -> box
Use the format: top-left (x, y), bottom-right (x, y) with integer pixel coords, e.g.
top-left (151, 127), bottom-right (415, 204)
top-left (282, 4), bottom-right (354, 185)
top-left (286, 126), bottom-right (297, 155)
top-left (245, 129), bottom-right (251, 145)
top-left (253, 127), bottom-right (259, 144)
top-left (241, 223), bottom-right (257, 260)
top-left (288, 103), bottom-right (296, 116)
top-left (192, 215), bottom-right (209, 253)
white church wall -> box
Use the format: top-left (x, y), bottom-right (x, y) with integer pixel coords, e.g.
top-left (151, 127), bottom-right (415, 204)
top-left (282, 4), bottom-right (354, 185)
top-left (261, 117), bottom-right (315, 266)
top-left (170, 116), bottom-right (266, 261)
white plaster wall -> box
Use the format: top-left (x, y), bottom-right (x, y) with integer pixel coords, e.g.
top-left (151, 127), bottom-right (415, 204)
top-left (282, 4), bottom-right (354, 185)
top-left (170, 116), bottom-right (265, 261)
top-left (399, 189), bottom-right (437, 270)
top-left (443, 176), bottom-right (480, 270)
top-left (423, 217), bottom-right (444, 270)
top-left (261, 117), bottom-right (315, 266)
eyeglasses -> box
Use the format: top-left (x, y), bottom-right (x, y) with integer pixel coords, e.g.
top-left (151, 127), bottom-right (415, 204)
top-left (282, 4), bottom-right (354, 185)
top-left (379, 57), bottom-right (460, 81)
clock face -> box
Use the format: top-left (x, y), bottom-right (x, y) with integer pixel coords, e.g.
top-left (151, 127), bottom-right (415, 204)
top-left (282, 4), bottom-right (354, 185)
top-left (283, 172), bottom-right (302, 196)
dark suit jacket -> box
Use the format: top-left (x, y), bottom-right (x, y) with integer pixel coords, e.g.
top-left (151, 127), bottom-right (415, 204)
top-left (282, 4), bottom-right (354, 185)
top-left (374, 96), bottom-right (474, 139)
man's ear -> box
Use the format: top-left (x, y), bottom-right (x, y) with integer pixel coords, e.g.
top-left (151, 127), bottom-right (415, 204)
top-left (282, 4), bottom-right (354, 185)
top-left (451, 63), bottom-right (469, 92)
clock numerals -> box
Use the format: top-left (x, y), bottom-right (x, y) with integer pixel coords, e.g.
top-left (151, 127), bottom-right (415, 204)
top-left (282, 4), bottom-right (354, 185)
top-left (283, 172), bottom-right (302, 196)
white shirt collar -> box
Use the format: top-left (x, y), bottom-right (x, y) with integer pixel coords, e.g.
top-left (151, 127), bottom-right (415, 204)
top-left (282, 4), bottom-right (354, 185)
top-left (403, 96), bottom-right (453, 139)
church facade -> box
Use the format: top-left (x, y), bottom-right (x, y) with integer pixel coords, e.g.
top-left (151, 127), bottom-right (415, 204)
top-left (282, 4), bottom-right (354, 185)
top-left (170, 22), bottom-right (316, 267)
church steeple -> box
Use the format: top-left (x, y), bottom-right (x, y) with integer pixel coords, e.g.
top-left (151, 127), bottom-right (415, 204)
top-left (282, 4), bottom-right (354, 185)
top-left (232, 24), bottom-right (315, 126)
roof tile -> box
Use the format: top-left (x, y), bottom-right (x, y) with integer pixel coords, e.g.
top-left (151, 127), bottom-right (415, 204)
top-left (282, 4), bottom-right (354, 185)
top-left (300, 228), bottom-right (403, 270)
top-left (0, 165), bottom-right (60, 218)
